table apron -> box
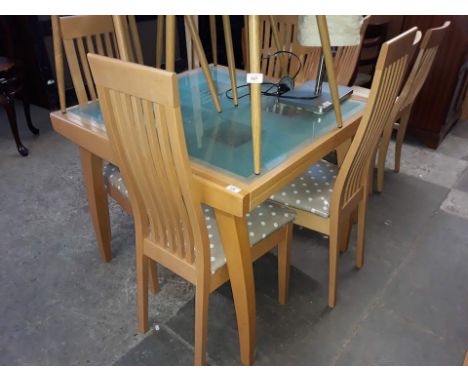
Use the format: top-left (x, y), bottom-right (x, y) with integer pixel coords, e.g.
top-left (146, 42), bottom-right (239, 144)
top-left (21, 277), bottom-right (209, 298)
top-left (51, 109), bottom-right (361, 218)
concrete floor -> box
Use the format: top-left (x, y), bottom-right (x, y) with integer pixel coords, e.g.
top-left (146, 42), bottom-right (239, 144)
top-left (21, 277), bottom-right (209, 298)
top-left (1, 103), bottom-right (467, 365)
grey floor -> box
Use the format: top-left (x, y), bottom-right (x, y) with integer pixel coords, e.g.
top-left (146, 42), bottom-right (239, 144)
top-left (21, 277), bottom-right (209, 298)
top-left (1, 103), bottom-right (467, 365)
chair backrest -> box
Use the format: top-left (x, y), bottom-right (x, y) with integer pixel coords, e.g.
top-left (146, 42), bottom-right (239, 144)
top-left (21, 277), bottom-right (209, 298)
top-left (59, 15), bottom-right (142, 106)
top-left (334, 16), bottom-right (370, 86)
top-left (88, 53), bottom-right (210, 273)
top-left (259, 16), bottom-right (370, 85)
top-left (333, 27), bottom-right (418, 211)
top-left (398, 21), bottom-right (450, 112)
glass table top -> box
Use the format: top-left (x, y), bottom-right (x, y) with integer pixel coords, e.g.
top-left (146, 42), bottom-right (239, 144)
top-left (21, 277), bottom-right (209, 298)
top-left (68, 66), bottom-right (366, 181)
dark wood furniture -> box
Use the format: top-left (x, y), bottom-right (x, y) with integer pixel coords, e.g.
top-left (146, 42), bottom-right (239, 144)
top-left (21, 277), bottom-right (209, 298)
top-left (356, 16), bottom-right (392, 87)
top-left (0, 16), bottom-right (59, 110)
top-left (400, 16), bottom-right (468, 148)
top-left (0, 57), bottom-right (39, 156)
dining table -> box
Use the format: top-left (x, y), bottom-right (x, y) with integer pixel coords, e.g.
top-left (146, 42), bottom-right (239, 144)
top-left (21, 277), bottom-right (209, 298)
top-left (50, 64), bottom-right (367, 365)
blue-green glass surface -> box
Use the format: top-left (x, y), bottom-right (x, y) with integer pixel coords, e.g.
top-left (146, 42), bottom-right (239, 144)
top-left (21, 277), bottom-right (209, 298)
top-left (68, 66), bottom-right (366, 181)
top-left (69, 101), bottom-right (103, 126)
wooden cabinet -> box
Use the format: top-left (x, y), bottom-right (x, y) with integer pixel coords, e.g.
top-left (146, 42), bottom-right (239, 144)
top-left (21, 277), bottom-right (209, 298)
top-left (400, 16), bottom-right (468, 148)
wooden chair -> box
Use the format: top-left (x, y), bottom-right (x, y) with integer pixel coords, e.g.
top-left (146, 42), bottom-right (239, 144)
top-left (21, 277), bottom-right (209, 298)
top-left (59, 15), bottom-right (143, 107)
top-left (88, 53), bottom-right (296, 365)
top-left (60, 15), bottom-right (118, 106)
top-left (256, 16), bottom-right (369, 86)
top-left (376, 21), bottom-right (450, 192)
top-left (51, 15), bottom-right (143, 113)
top-left (54, 15), bottom-right (144, 260)
top-left (270, 27), bottom-right (418, 308)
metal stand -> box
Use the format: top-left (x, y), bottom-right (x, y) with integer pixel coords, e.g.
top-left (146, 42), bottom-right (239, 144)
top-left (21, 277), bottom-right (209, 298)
top-left (279, 48), bottom-right (353, 115)
top-left (314, 52), bottom-right (325, 96)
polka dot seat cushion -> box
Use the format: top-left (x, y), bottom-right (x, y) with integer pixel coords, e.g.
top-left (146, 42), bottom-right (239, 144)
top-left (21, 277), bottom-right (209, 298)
top-left (269, 159), bottom-right (338, 218)
top-left (103, 163), bottom-right (296, 274)
top-left (103, 163), bottom-right (128, 198)
top-left (204, 202), bottom-right (295, 273)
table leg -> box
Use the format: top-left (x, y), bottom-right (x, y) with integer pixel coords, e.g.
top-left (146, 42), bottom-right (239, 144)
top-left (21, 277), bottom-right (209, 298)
top-left (185, 15), bottom-right (222, 113)
top-left (155, 15), bottom-right (164, 68)
top-left (165, 16), bottom-right (176, 72)
top-left (243, 16), bottom-right (250, 71)
top-left (22, 96), bottom-right (39, 135)
top-left (214, 210), bottom-right (256, 366)
top-left (222, 15), bottom-right (238, 106)
top-left (248, 15), bottom-right (262, 175)
top-left (79, 147), bottom-right (112, 262)
top-left (209, 15), bottom-right (218, 65)
top-left (112, 16), bottom-right (131, 62)
top-left (2, 96), bottom-right (28, 156)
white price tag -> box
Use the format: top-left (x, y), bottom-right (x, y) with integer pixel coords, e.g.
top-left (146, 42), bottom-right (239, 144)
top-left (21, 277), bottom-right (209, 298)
top-left (226, 184), bottom-right (241, 193)
top-left (246, 73), bottom-right (264, 84)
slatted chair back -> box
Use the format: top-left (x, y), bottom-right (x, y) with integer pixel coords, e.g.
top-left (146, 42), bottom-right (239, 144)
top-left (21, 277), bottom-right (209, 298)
top-left (333, 27), bottom-right (418, 212)
top-left (398, 21), bottom-right (450, 113)
top-left (88, 53), bottom-right (210, 276)
top-left (59, 15), bottom-right (143, 106)
top-left (375, 21), bottom-right (450, 191)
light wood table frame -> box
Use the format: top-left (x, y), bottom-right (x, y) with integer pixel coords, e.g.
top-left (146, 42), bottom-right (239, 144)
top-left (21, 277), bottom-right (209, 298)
top-left (50, 75), bottom-right (365, 364)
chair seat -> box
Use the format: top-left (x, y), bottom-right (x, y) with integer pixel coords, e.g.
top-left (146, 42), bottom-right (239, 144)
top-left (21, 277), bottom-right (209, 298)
top-left (205, 202), bottom-right (295, 273)
top-left (103, 163), bottom-right (296, 274)
top-left (269, 159), bottom-right (338, 218)
top-left (103, 163), bottom-right (128, 198)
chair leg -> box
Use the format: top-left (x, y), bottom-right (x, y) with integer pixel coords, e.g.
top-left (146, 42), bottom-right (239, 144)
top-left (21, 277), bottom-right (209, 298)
top-left (394, 135), bottom-right (403, 173)
top-left (356, 199), bottom-right (368, 269)
top-left (394, 108), bottom-right (411, 173)
top-left (278, 223), bottom-right (293, 305)
top-left (367, 149), bottom-right (377, 196)
top-left (377, 130), bottom-right (392, 193)
top-left (339, 213), bottom-right (354, 253)
top-left (136, 243), bottom-right (149, 334)
top-left (328, 219), bottom-right (341, 308)
top-left (79, 148), bottom-right (112, 262)
top-left (148, 259), bottom-right (160, 294)
top-left (22, 98), bottom-right (39, 135)
top-left (2, 97), bottom-right (28, 156)
top-left (194, 281), bottom-right (209, 365)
